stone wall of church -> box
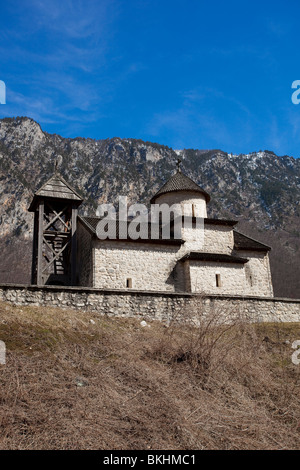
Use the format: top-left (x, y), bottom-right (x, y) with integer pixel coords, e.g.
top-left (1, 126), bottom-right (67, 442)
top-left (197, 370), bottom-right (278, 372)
top-left (187, 260), bottom-right (247, 295)
top-left (93, 240), bottom-right (184, 291)
top-left (79, 226), bottom-right (273, 297)
top-left (203, 224), bottom-right (234, 253)
top-left (77, 216), bottom-right (273, 297)
top-left (235, 250), bottom-right (273, 297)
top-left (186, 253), bottom-right (273, 297)
top-left (182, 223), bottom-right (234, 254)
top-left (153, 190), bottom-right (207, 218)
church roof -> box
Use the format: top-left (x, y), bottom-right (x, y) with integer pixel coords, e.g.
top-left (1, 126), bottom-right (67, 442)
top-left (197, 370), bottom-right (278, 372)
top-left (182, 216), bottom-right (238, 226)
top-left (233, 231), bottom-right (271, 252)
top-left (180, 252), bottom-right (248, 264)
top-left (28, 172), bottom-right (83, 211)
top-left (78, 216), bottom-right (184, 246)
top-left (150, 170), bottom-right (211, 204)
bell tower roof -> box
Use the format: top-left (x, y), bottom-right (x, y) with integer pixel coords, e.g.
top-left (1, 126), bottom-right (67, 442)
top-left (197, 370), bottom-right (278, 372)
top-left (28, 172), bottom-right (83, 212)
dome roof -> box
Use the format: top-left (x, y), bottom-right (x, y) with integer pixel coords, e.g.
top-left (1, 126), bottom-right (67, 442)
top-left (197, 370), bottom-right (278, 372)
top-left (150, 170), bottom-right (210, 204)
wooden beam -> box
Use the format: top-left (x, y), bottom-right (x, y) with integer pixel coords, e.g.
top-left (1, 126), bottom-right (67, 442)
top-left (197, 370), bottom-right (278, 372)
top-left (37, 200), bottom-right (44, 286)
top-left (41, 237), bottom-right (70, 273)
top-left (71, 205), bottom-right (78, 286)
top-left (31, 211), bottom-right (38, 284)
top-left (44, 203), bottom-right (69, 230)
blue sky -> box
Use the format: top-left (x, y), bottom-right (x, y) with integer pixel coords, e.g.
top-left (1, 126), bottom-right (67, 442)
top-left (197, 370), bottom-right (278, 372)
top-left (1, 0), bottom-right (300, 157)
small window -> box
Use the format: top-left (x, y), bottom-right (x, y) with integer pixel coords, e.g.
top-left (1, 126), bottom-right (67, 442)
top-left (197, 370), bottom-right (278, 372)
top-left (126, 278), bottom-right (133, 288)
top-left (192, 203), bottom-right (196, 218)
top-left (216, 273), bottom-right (221, 287)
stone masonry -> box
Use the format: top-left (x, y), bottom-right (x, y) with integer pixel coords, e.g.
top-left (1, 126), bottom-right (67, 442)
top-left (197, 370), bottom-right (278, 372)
top-left (0, 284), bottom-right (299, 324)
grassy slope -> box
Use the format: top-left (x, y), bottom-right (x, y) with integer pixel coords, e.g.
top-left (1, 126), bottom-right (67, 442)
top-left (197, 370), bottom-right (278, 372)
top-left (0, 301), bottom-right (300, 450)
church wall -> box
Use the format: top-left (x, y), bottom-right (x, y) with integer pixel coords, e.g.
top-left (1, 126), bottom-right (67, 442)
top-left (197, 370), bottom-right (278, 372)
top-left (182, 223), bottom-right (234, 254)
top-left (77, 222), bottom-right (94, 287)
top-left (93, 240), bottom-right (184, 292)
top-left (188, 260), bottom-right (247, 295)
top-left (187, 251), bottom-right (273, 297)
top-left (234, 250), bottom-right (273, 297)
top-left (202, 224), bottom-right (234, 254)
top-left (153, 190), bottom-right (207, 218)
top-left (180, 222), bottom-right (205, 252)
top-left (78, 222), bottom-right (273, 297)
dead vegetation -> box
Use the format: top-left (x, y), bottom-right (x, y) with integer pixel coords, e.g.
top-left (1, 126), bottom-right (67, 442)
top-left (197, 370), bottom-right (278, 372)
top-left (0, 300), bottom-right (299, 450)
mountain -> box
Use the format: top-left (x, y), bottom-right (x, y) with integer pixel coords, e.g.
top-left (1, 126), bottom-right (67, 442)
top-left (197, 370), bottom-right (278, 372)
top-left (0, 116), bottom-right (299, 298)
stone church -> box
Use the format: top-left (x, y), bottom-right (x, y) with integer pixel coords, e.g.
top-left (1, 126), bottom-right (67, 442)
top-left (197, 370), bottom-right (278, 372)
top-left (29, 167), bottom-right (274, 297)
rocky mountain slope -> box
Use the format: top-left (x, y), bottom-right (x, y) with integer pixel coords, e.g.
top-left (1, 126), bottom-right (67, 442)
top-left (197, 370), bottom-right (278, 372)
top-left (0, 117), bottom-right (299, 297)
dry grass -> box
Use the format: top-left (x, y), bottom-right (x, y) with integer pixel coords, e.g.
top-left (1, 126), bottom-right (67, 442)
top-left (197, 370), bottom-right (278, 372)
top-left (0, 300), bottom-right (299, 450)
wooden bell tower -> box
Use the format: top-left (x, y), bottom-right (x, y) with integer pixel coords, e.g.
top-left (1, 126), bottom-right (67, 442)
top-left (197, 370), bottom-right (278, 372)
top-left (28, 170), bottom-right (83, 286)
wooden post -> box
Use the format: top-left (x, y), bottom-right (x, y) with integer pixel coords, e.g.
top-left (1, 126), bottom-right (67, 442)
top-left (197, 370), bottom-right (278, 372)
top-left (31, 211), bottom-right (38, 284)
top-left (71, 205), bottom-right (78, 286)
top-left (37, 200), bottom-right (44, 286)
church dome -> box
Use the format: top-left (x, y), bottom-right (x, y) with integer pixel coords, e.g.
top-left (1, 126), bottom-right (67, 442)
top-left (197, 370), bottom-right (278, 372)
top-left (150, 170), bottom-right (210, 204)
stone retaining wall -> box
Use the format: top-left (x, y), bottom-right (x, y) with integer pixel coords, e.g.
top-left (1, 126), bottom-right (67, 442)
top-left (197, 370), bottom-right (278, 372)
top-left (0, 284), bottom-right (299, 324)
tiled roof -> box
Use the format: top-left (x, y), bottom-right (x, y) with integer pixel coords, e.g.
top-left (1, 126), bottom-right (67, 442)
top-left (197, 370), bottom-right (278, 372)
top-left (204, 217), bottom-right (238, 226)
top-left (180, 252), bottom-right (248, 264)
top-left (150, 171), bottom-right (211, 203)
top-left (233, 231), bottom-right (271, 252)
top-left (78, 216), bottom-right (184, 246)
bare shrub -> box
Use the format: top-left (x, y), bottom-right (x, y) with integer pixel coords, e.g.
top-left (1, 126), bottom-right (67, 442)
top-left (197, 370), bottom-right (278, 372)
top-left (149, 297), bottom-right (250, 385)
